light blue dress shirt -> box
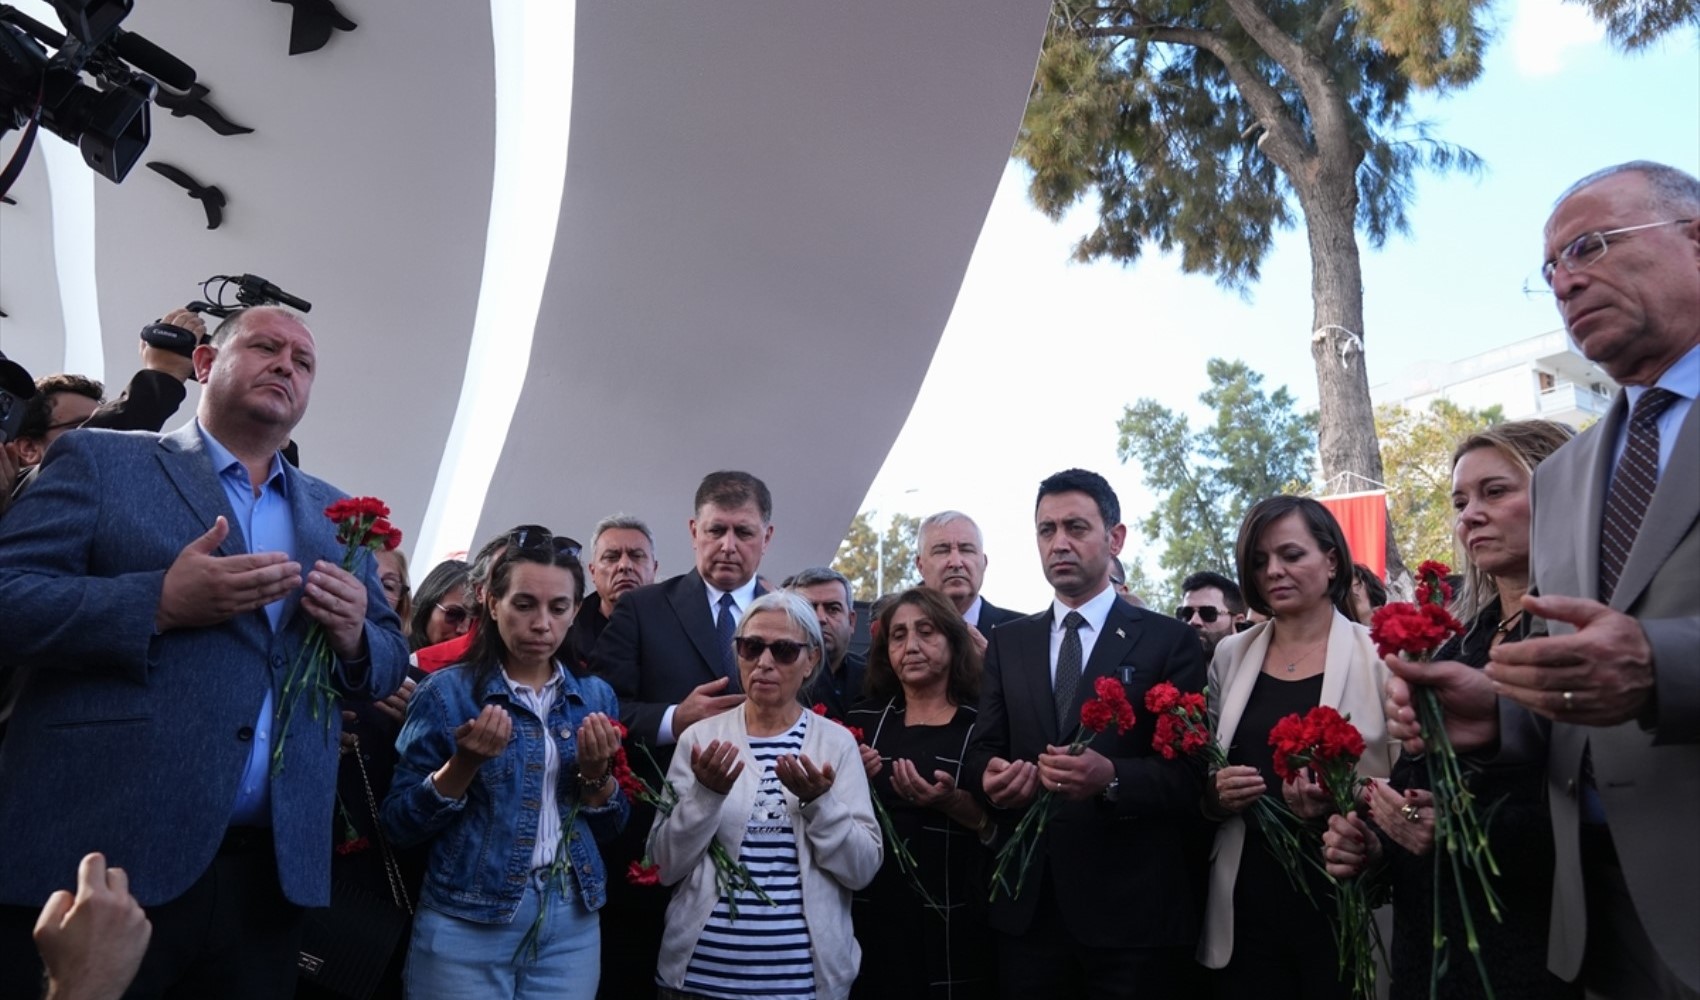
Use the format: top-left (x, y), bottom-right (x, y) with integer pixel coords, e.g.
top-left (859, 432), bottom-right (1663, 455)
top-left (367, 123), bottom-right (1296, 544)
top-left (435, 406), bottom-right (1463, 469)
top-left (198, 422), bottom-right (296, 827)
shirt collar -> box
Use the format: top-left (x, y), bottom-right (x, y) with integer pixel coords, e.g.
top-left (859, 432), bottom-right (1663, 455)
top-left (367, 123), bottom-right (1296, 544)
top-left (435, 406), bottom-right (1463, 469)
top-left (1628, 342), bottom-right (1700, 407)
top-left (706, 576), bottom-right (760, 609)
top-left (502, 660), bottom-right (567, 697)
top-left (1050, 584), bottom-right (1118, 634)
top-left (963, 594), bottom-right (985, 626)
top-left (196, 420), bottom-right (289, 496)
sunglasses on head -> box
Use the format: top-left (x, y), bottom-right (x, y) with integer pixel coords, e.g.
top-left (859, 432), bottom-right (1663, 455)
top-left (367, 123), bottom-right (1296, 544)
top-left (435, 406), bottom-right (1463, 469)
top-left (507, 525), bottom-right (582, 561)
top-left (733, 636), bottom-right (810, 665)
top-left (436, 603), bottom-right (470, 626)
top-left (1175, 605), bottom-right (1225, 623)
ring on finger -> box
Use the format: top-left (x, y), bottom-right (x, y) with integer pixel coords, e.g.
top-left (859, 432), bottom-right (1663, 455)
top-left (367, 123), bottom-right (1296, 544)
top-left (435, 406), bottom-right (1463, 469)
top-left (1400, 802), bottom-right (1421, 823)
top-left (1562, 690), bottom-right (1574, 712)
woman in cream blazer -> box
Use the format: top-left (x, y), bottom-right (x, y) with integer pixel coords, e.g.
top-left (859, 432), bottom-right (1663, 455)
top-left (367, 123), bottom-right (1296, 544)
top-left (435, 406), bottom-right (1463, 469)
top-left (1198, 496), bottom-right (1395, 999)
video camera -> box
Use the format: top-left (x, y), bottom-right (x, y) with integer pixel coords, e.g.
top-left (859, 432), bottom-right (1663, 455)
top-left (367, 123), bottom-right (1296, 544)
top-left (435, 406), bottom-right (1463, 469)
top-left (139, 273), bottom-right (313, 358)
top-left (0, 0), bottom-right (196, 191)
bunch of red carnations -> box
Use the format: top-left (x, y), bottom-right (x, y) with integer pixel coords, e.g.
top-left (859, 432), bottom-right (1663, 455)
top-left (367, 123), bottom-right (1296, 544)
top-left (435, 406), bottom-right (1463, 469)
top-left (271, 496), bottom-right (400, 775)
top-left (989, 677), bottom-right (1134, 902)
top-left (1371, 559), bottom-right (1502, 997)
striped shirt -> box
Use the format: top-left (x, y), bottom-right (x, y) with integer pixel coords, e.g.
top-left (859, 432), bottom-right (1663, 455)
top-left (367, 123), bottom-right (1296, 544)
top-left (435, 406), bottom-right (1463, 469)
top-left (683, 713), bottom-right (815, 999)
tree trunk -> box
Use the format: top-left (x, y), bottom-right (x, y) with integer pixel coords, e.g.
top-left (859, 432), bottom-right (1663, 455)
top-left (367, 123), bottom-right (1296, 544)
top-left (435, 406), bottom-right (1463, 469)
top-left (1293, 167), bottom-right (1411, 591)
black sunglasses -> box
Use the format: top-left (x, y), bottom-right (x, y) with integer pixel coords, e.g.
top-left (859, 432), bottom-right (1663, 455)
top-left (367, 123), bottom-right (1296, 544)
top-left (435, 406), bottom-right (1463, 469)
top-left (733, 636), bottom-right (811, 665)
top-left (436, 602), bottom-right (470, 626)
top-left (1175, 605), bottom-right (1224, 623)
top-left (508, 525), bottom-right (583, 561)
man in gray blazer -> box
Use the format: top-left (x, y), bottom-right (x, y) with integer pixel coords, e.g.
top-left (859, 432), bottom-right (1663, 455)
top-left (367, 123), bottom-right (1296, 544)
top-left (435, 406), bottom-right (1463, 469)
top-left (1387, 162), bottom-right (1699, 999)
top-left (0, 306), bottom-right (409, 998)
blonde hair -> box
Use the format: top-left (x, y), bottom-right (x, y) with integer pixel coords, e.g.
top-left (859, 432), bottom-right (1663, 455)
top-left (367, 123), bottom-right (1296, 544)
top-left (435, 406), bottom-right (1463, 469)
top-left (1449, 420), bottom-right (1575, 620)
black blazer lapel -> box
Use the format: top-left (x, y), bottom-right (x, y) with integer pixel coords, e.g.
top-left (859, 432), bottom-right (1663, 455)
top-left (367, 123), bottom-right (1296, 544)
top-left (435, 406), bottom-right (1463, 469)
top-left (1017, 613), bottom-right (1061, 747)
top-left (669, 571), bottom-right (733, 688)
top-left (1068, 601), bottom-right (1145, 724)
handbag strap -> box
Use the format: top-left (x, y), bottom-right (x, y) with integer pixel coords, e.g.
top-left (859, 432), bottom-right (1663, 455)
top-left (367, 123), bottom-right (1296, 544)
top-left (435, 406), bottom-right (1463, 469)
top-left (349, 734), bottom-right (414, 916)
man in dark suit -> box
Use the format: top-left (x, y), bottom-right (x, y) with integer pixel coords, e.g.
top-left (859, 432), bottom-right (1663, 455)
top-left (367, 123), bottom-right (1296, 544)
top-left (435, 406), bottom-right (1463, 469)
top-left (565, 513), bottom-right (659, 675)
top-left (591, 470), bottom-right (772, 998)
top-left (0, 306), bottom-right (409, 998)
top-left (1387, 162), bottom-right (1699, 999)
top-left (966, 469), bottom-right (1206, 997)
top-left (916, 509), bottom-right (1021, 652)
top-left (786, 566), bottom-right (866, 719)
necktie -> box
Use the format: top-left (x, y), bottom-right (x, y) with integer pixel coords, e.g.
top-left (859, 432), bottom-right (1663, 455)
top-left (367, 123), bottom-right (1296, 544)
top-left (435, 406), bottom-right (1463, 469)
top-left (1054, 611), bottom-right (1086, 733)
top-left (1598, 388), bottom-right (1678, 603)
top-left (716, 592), bottom-right (739, 684)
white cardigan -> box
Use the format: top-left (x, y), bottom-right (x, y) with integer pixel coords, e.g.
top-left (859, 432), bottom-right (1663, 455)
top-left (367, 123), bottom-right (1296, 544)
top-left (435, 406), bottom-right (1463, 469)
top-left (1197, 610), bottom-right (1396, 968)
top-left (649, 705), bottom-right (882, 1000)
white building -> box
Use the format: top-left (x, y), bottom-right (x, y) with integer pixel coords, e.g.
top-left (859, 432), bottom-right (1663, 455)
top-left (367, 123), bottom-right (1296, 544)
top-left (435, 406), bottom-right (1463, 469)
top-left (1370, 329), bottom-right (1619, 428)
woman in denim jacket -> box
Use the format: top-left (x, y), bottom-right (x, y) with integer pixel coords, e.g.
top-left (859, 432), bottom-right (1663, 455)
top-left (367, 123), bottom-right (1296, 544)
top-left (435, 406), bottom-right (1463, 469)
top-left (383, 529), bottom-right (628, 999)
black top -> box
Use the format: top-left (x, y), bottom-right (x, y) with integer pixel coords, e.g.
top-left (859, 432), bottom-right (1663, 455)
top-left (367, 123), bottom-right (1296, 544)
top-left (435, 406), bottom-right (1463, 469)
top-left (1229, 671), bottom-right (1325, 797)
top-left (1384, 598), bottom-right (1578, 1000)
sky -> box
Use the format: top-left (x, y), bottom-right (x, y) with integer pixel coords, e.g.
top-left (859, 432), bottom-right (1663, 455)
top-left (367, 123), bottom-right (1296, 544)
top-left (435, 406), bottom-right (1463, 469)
top-left (854, 0), bottom-right (1700, 612)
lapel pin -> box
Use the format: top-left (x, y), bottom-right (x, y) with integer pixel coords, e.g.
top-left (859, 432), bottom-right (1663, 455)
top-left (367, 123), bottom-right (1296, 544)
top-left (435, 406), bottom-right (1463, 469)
top-left (1115, 628), bottom-right (1126, 639)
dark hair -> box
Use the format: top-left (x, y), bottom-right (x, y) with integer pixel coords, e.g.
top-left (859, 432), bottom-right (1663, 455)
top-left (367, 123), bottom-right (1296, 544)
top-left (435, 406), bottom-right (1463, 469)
top-left (1234, 496), bottom-right (1355, 619)
top-left (17, 374), bottom-right (103, 440)
top-left (864, 587), bottom-right (981, 705)
top-left (1036, 468), bottom-right (1120, 527)
top-left (1181, 570), bottom-right (1245, 614)
top-left (409, 559), bottom-right (471, 651)
top-left (694, 470), bottom-right (772, 522)
top-left (464, 537), bottom-right (586, 691)
top-left (1351, 564), bottom-right (1387, 611)
top-left (784, 566), bottom-right (855, 606)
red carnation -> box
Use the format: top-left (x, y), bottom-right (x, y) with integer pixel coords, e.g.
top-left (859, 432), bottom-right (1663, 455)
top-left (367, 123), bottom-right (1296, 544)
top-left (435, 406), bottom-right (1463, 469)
top-left (626, 861), bottom-right (661, 886)
top-left (1144, 681), bottom-right (1182, 715)
top-left (811, 703), bottom-right (828, 717)
top-left (845, 726), bottom-right (866, 745)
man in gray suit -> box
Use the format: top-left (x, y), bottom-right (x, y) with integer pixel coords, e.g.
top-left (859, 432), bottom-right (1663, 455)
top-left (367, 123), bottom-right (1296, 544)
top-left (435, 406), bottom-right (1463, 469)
top-left (1386, 162), bottom-right (1699, 999)
top-left (0, 306), bottom-right (409, 998)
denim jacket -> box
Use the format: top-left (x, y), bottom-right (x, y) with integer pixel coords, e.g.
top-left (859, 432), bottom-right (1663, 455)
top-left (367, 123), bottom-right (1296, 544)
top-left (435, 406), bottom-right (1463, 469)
top-left (382, 660), bottom-right (628, 923)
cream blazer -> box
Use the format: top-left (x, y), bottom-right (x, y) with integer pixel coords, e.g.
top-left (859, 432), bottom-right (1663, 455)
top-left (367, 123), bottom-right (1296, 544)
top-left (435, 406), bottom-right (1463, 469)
top-left (1197, 610), bottom-right (1396, 968)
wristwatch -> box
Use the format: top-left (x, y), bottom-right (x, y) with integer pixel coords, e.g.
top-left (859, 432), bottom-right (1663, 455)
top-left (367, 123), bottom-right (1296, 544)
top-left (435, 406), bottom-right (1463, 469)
top-left (1100, 776), bottom-right (1121, 804)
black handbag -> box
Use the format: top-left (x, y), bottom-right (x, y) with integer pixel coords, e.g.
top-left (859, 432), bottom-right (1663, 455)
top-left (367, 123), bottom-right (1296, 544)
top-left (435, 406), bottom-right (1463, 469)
top-left (297, 736), bottom-right (414, 1000)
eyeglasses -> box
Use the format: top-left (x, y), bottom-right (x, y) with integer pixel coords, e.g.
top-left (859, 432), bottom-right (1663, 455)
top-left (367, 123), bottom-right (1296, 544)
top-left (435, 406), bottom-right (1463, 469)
top-left (45, 415), bottom-right (92, 433)
top-left (507, 525), bottom-right (582, 561)
top-left (1175, 605), bottom-right (1226, 623)
top-left (436, 603), bottom-right (470, 627)
top-left (733, 636), bottom-right (811, 665)
top-left (1526, 218), bottom-right (1693, 295)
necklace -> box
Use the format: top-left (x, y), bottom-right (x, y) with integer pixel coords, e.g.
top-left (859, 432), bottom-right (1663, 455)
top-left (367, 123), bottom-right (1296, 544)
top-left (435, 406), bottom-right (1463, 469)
top-left (1271, 636), bottom-right (1328, 674)
top-left (1494, 609), bottom-right (1525, 635)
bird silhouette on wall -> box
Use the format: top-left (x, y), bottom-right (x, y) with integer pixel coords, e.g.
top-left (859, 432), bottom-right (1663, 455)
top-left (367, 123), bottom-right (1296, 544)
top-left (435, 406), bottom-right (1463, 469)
top-left (272, 0), bottom-right (358, 56)
top-left (145, 162), bottom-right (226, 230)
top-left (155, 83), bottom-right (254, 136)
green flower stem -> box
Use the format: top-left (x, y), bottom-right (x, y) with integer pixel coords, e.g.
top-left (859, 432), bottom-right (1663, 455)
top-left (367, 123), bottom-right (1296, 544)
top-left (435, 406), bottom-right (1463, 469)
top-left (872, 792), bottom-right (942, 914)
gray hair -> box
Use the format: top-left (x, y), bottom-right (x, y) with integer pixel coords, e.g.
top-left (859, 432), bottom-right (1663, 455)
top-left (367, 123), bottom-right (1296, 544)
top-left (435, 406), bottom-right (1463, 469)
top-left (784, 566), bottom-right (854, 605)
top-left (738, 590), bottom-right (826, 688)
top-left (592, 513), bottom-right (654, 551)
top-left (1556, 161), bottom-right (1700, 216)
top-left (918, 510), bottom-right (984, 549)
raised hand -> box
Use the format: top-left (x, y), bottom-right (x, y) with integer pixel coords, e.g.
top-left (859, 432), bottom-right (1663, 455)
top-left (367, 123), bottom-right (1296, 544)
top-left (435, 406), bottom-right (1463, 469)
top-left (776, 753), bottom-right (835, 803)
top-left (453, 704), bottom-right (512, 767)
top-left (300, 559), bottom-right (369, 661)
top-left (981, 756), bottom-right (1039, 810)
top-left (673, 677), bottom-right (746, 735)
top-left (34, 852), bottom-right (152, 1000)
top-left (156, 517), bottom-right (301, 631)
top-left (1486, 594), bottom-right (1655, 726)
top-left (690, 739), bottom-right (745, 795)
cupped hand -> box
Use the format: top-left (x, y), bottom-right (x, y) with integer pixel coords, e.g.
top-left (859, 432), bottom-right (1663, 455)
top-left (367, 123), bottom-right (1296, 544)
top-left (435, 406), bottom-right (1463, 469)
top-left (690, 739), bottom-right (745, 795)
top-left (776, 753), bottom-right (835, 802)
top-left (452, 704), bottom-right (512, 766)
top-left (981, 756), bottom-right (1039, 810)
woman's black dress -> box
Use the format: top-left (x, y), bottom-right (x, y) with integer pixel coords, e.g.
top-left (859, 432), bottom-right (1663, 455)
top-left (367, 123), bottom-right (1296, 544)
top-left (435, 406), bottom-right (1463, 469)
top-left (846, 698), bottom-right (993, 1000)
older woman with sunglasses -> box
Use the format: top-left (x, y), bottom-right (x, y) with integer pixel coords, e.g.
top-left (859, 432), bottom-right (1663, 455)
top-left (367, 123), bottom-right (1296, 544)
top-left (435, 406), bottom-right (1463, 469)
top-left (384, 528), bottom-right (625, 999)
top-left (409, 558), bottom-right (473, 651)
top-left (649, 590), bottom-right (881, 1000)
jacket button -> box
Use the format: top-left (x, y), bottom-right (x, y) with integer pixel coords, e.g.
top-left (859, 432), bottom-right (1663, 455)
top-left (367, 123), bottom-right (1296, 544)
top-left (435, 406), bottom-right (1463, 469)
top-left (271, 654), bottom-right (286, 668)
top-left (237, 726), bottom-right (255, 742)
top-left (1565, 779), bottom-right (1577, 796)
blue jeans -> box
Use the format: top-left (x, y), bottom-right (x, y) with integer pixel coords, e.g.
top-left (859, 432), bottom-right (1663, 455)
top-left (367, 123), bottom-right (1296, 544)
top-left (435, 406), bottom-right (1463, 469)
top-left (405, 878), bottom-right (600, 1000)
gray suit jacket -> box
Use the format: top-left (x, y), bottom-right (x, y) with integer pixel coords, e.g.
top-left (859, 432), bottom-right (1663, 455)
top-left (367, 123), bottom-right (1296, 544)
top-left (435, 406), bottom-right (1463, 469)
top-left (0, 424), bottom-right (409, 908)
top-left (1529, 392), bottom-right (1700, 989)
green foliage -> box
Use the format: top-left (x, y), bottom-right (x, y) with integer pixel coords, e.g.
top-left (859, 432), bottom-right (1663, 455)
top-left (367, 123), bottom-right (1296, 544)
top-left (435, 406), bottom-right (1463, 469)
top-left (1569, 0), bottom-right (1698, 49)
top-left (832, 511), bottom-right (922, 601)
top-left (1014, 0), bottom-right (1489, 288)
top-left (1374, 398), bottom-right (1505, 568)
top-left (1117, 358), bottom-right (1317, 600)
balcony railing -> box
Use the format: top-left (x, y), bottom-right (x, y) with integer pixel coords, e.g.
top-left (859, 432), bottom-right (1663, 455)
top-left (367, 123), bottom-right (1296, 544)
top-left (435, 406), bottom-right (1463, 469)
top-left (1537, 382), bottom-right (1613, 417)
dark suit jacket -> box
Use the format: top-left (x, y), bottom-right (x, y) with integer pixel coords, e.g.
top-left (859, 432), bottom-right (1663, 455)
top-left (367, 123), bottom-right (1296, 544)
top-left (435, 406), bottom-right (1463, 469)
top-left (974, 597), bottom-right (1022, 632)
top-left (965, 597), bottom-right (1207, 949)
top-left (1527, 392), bottom-right (1699, 989)
top-left (592, 570), bottom-right (766, 748)
top-left (0, 424), bottom-right (409, 908)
